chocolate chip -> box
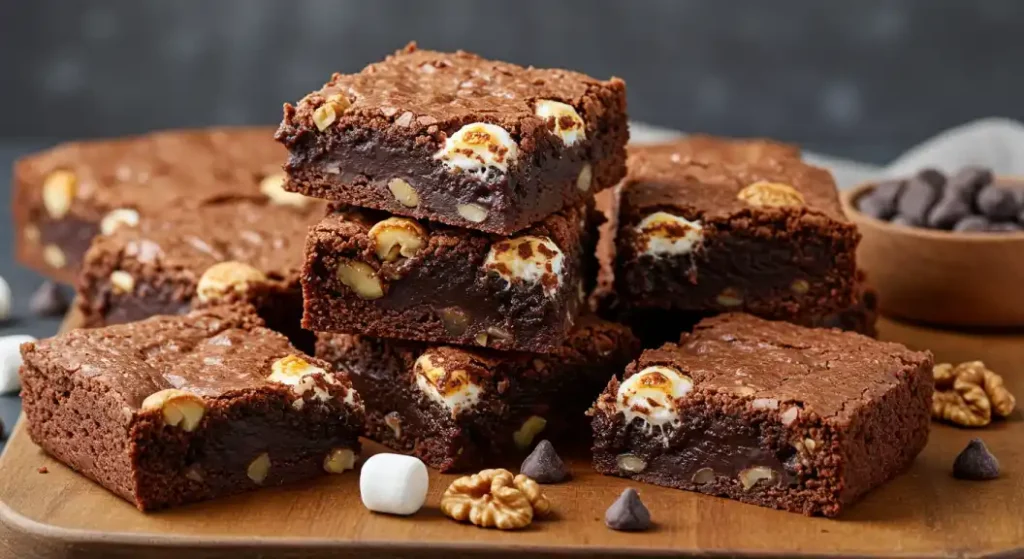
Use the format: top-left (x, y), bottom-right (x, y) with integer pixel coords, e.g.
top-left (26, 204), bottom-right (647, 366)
top-left (953, 215), bottom-right (991, 232)
top-left (857, 193), bottom-right (896, 220)
top-left (605, 488), bottom-right (651, 531)
top-left (976, 186), bottom-right (1019, 220)
top-left (520, 439), bottom-right (568, 483)
top-left (890, 214), bottom-right (918, 227)
top-left (989, 221), bottom-right (1023, 233)
top-left (29, 281), bottom-right (69, 317)
top-left (915, 168), bottom-right (946, 189)
top-left (953, 438), bottom-right (999, 480)
top-left (927, 196), bottom-right (971, 229)
top-left (947, 166), bottom-right (993, 201)
top-left (873, 179), bottom-right (905, 206)
top-left (896, 178), bottom-right (940, 225)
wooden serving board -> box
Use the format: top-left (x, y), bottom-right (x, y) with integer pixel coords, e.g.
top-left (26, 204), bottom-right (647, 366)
top-left (0, 312), bottom-right (1022, 558)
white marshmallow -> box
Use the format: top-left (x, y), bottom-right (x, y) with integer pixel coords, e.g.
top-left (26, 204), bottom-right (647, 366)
top-left (0, 335), bottom-right (35, 394)
top-left (434, 122), bottom-right (518, 178)
top-left (635, 212), bottom-right (704, 256)
top-left (615, 365), bottom-right (693, 431)
top-left (359, 453), bottom-right (430, 515)
top-left (0, 276), bottom-right (10, 322)
top-left (484, 236), bottom-right (565, 297)
top-left (534, 100), bottom-right (586, 146)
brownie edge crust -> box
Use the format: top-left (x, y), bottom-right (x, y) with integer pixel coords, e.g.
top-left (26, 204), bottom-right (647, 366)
top-left (589, 313), bottom-right (932, 517)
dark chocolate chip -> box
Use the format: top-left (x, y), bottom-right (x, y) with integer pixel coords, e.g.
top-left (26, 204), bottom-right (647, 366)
top-left (915, 168), bottom-right (946, 190)
top-left (520, 439), bottom-right (568, 483)
top-left (29, 281), bottom-right (69, 317)
top-left (947, 166), bottom-right (993, 201)
top-left (890, 214), bottom-right (918, 227)
top-left (953, 215), bottom-right (991, 232)
top-left (927, 196), bottom-right (971, 229)
top-left (873, 180), bottom-right (905, 206)
top-left (896, 178), bottom-right (940, 224)
top-left (989, 221), bottom-right (1023, 233)
top-left (857, 193), bottom-right (896, 220)
top-left (605, 488), bottom-right (651, 531)
top-left (976, 185), bottom-right (1019, 220)
top-left (953, 438), bottom-right (999, 480)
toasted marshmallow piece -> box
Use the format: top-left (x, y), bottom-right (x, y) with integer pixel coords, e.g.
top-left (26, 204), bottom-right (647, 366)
top-left (484, 236), bottom-right (564, 297)
top-left (434, 122), bottom-right (518, 177)
top-left (360, 453), bottom-right (430, 515)
top-left (534, 100), bottom-right (586, 146)
top-left (616, 366), bottom-right (694, 428)
top-left (414, 352), bottom-right (481, 414)
top-left (636, 212), bottom-right (704, 256)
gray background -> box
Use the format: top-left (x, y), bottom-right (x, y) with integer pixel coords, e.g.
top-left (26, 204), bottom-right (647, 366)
top-left (1, 0), bottom-right (1023, 436)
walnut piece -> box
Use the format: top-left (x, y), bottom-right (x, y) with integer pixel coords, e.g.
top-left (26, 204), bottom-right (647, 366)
top-left (196, 261), bottom-right (267, 303)
top-left (368, 217), bottom-right (427, 262)
top-left (932, 361), bottom-right (1015, 427)
top-left (336, 259), bottom-right (385, 299)
top-left (456, 203), bottom-right (489, 223)
top-left (737, 181), bottom-right (806, 208)
top-left (141, 388), bottom-right (206, 432)
top-left (323, 448), bottom-right (356, 474)
top-left (440, 468), bottom-right (550, 530)
top-left (387, 178), bottom-right (420, 208)
top-left (42, 170), bottom-right (77, 219)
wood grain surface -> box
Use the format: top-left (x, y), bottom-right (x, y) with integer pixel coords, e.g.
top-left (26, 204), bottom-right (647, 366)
top-left (0, 312), bottom-right (1021, 558)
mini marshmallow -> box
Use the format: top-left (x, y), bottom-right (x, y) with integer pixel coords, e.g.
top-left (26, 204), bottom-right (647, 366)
top-left (414, 352), bottom-right (482, 414)
top-left (484, 235), bottom-right (565, 297)
top-left (0, 335), bottom-right (35, 394)
top-left (534, 100), bottom-right (586, 146)
top-left (434, 122), bottom-right (518, 177)
top-left (360, 453), bottom-right (430, 515)
top-left (635, 212), bottom-right (703, 256)
top-left (0, 275), bottom-right (10, 322)
top-left (615, 365), bottom-right (693, 430)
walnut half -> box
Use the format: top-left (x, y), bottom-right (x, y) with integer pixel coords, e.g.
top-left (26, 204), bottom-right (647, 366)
top-left (440, 468), bottom-right (550, 530)
top-left (932, 361), bottom-right (1016, 427)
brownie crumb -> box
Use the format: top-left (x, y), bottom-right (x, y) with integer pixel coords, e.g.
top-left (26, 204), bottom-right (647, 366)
top-left (953, 438), bottom-right (1000, 481)
top-left (37, 466), bottom-right (48, 474)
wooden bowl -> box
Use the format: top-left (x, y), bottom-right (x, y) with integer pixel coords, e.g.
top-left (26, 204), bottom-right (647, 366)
top-left (841, 178), bottom-right (1024, 327)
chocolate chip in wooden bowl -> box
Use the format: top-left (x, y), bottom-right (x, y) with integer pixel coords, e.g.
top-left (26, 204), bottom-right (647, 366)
top-left (605, 488), bottom-right (651, 532)
top-left (953, 215), bottom-right (991, 232)
top-left (927, 196), bottom-right (972, 229)
top-left (953, 438), bottom-right (1000, 481)
top-left (915, 168), bottom-right (947, 189)
top-left (896, 177), bottom-right (941, 225)
top-left (976, 185), bottom-right (1020, 221)
top-left (946, 166), bottom-right (993, 201)
top-left (29, 281), bottom-right (69, 317)
top-left (520, 439), bottom-right (569, 484)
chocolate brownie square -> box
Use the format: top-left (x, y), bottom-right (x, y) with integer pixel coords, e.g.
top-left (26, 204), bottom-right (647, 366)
top-left (590, 313), bottom-right (932, 517)
top-left (19, 306), bottom-right (364, 511)
top-left (13, 127), bottom-right (286, 284)
top-left (614, 141), bottom-right (859, 321)
top-left (317, 315), bottom-right (639, 472)
top-left (76, 196), bottom-right (325, 351)
top-left (302, 203), bottom-right (597, 353)
top-left (275, 43), bottom-right (628, 234)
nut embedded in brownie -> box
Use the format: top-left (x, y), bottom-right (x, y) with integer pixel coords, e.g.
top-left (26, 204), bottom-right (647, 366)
top-left (12, 127), bottom-right (287, 284)
top-left (589, 313), bottom-right (933, 517)
top-left (76, 197), bottom-right (325, 352)
top-left (316, 315), bottom-right (640, 472)
top-left (302, 203), bottom-right (599, 353)
top-left (613, 140), bottom-right (860, 322)
top-left (274, 43), bottom-right (628, 235)
top-left (18, 306), bottom-right (364, 511)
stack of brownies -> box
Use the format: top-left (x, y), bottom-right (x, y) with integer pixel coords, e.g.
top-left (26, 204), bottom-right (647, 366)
top-left (274, 43), bottom-right (641, 471)
top-left (11, 44), bottom-right (933, 518)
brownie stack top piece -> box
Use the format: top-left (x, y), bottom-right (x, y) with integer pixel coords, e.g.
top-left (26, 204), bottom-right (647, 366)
top-left (13, 127), bottom-right (286, 283)
top-left (276, 42), bottom-right (628, 234)
top-left (19, 306), bottom-right (364, 511)
top-left (590, 313), bottom-right (932, 517)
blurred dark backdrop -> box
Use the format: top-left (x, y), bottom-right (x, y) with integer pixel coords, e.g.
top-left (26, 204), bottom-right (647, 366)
top-left (2, 0), bottom-right (1023, 163)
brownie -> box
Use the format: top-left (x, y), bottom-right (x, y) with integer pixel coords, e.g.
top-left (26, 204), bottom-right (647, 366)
top-left (13, 127), bottom-right (286, 283)
top-left (302, 202), bottom-right (597, 353)
top-left (76, 196), bottom-right (325, 351)
top-left (614, 141), bottom-right (860, 321)
top-left (19, 306), bottom-right (364, 511)
top-left (275, 43), bottom-right (628, 234)
top-left (317, 315), bottom-right (639, 472)
top-left (590, 313), bottom-right (932, 517)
